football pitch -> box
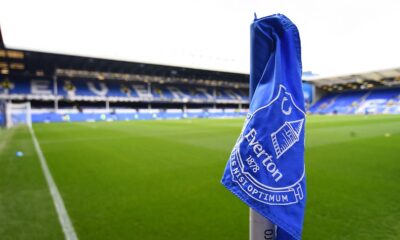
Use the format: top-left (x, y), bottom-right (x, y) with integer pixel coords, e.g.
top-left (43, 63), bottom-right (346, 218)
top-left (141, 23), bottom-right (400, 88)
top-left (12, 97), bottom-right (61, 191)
top-left (1, 115), bottom-right (400, 240)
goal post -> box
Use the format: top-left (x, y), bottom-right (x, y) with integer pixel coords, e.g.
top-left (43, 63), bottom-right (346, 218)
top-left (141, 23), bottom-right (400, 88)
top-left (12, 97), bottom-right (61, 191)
top-left (4, 101), bottom-right (32, 128)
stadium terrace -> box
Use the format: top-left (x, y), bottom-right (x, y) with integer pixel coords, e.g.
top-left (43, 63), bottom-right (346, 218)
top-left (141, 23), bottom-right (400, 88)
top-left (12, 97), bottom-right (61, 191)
top-left (0, 48), bottom-right (252, 124)
top-left (1, 45), bottom-right (400, 126)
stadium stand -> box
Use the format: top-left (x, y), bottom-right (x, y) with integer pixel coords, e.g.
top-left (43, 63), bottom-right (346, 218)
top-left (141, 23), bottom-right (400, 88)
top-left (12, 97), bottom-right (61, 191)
top-left (0, 48), bottom-right (252, 124)
top-left (305, 67), bottom-right (400, 115)
top-left (309, 88), bottom-right (400, 114)
top-left (0, 77), bottom-right (248, 102)
top-left (0, 78), bottom-right (249, 123)
top-left (3, 46), bottom-right (399, 125)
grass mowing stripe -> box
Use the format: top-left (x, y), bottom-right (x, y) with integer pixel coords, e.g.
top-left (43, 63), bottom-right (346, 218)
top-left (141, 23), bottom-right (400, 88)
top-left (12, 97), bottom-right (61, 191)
top-left (29, 126), bottom-right (78, 240)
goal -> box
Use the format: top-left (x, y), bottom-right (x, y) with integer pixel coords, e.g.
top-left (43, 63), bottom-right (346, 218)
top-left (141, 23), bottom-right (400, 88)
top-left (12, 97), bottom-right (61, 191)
top-left (4, 102), bottom-right (32, 128)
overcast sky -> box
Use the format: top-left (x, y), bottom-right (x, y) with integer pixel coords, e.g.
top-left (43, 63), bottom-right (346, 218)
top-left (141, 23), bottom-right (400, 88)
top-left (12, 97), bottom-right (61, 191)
top-left (1, 0), bottom-right (399, 77)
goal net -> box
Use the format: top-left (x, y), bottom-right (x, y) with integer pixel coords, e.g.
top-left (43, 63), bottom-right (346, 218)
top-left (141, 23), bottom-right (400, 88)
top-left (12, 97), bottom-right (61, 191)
top-left (4, 102), bottom-right (32, 128)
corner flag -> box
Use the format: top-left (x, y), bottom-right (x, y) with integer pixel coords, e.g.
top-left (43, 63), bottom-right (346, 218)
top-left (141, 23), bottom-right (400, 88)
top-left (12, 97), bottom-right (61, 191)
top-left (221, 14), bottom-right (306, 240)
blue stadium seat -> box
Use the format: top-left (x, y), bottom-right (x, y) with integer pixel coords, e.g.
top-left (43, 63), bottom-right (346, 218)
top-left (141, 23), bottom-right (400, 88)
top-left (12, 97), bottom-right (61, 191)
top-left (309, 88), bottom-right (400, 114)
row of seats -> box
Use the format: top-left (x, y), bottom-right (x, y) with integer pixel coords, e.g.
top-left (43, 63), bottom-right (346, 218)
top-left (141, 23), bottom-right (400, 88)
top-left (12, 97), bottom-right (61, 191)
top-left (0, 77), bottom-right (248, 101)
top-left (309, 88), bottom-right (400, 114)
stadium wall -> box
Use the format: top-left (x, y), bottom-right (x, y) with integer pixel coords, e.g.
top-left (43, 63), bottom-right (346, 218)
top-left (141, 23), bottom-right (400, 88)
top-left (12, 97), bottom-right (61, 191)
top-left (1, 108), bottom-right (247, 124)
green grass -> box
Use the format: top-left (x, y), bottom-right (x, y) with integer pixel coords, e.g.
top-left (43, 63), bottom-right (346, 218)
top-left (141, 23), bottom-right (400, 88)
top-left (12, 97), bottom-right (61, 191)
top-left (0, 126), bottom-right (63, 239)
top-left (1, 115), bottom-right (400, 239)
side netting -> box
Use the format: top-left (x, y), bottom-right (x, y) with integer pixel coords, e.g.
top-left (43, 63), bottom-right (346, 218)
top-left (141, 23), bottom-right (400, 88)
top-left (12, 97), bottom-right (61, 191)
top-left (5, 102), bottom-right (32, 128)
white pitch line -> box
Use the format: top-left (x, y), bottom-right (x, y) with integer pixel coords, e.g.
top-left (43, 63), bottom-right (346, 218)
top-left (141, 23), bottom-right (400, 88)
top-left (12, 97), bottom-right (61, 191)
top-left (29, 126), bottom-right (78, 240)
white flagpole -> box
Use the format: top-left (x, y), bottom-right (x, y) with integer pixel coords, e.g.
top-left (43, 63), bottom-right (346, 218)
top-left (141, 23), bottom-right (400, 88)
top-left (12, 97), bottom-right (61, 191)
top-left (250, 208), bottom-right (276, 240)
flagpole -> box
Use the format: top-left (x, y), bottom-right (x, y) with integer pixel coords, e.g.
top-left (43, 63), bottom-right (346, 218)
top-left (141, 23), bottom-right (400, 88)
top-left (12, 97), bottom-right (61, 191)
top-left (250, 208), bottom-right (275, 240)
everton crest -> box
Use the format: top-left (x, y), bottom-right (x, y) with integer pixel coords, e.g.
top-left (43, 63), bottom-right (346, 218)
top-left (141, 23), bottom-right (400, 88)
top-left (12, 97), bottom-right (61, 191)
top-left (226, 85), bottom-right (305, 205)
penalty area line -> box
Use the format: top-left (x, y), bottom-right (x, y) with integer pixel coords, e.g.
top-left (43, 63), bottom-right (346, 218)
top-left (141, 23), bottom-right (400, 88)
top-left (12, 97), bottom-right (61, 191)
top-left (29, 126), bottom-right (78, 240)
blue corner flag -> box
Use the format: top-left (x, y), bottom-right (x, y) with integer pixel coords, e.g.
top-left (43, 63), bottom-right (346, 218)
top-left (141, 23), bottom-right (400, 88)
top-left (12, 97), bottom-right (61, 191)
top-left (221, 14), bottom-right (306, 240)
